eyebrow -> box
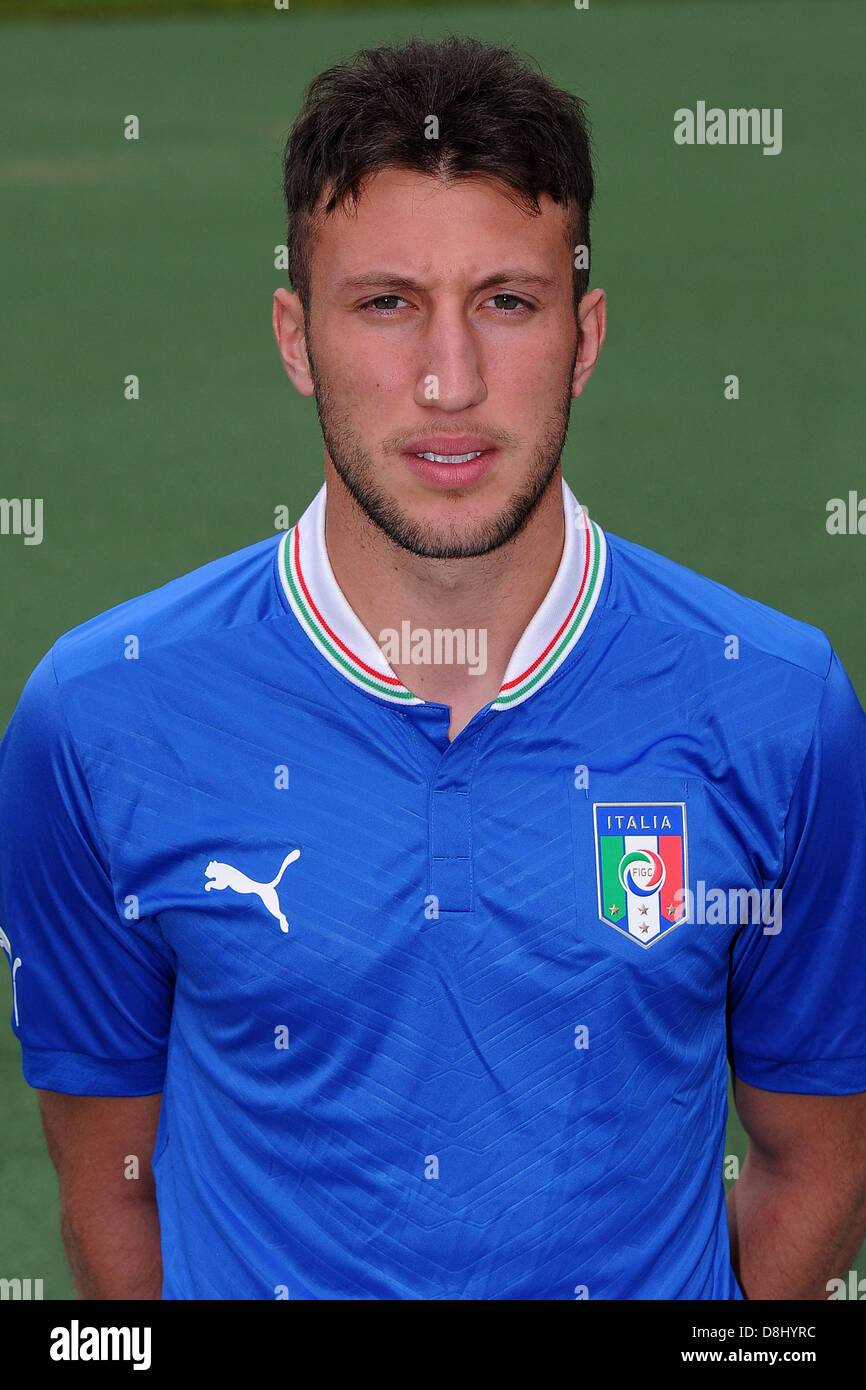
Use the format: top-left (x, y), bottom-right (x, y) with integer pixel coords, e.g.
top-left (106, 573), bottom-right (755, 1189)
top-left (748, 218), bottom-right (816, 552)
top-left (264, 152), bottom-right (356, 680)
top-left (336, 269), bottom-right (559, 294)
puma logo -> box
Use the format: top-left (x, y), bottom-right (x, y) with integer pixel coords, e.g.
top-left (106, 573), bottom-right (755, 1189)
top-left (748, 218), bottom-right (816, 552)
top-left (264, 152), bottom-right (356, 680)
top-left (204, 850), bottom-right (300, 934)
top-left (0, 924), bottom-right (21, 1026)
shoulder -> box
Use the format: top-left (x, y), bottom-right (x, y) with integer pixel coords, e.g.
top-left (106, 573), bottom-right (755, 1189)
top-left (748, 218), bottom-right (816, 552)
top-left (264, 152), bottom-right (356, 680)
top-left (49, 532), bottom-right (284, 688)
top-left (602, 527), bottom-right (832, 683)
top-left (2, 533), bottom-right (286, 758)
top-left (594, 528), bottom-right (866, 856)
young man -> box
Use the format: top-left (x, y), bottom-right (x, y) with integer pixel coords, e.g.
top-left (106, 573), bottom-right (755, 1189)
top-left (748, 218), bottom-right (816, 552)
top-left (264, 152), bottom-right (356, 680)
top-left (2, 36), bottom-right (866, 1302)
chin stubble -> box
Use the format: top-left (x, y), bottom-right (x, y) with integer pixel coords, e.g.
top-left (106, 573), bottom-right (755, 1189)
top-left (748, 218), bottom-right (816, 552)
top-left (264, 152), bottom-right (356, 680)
top-left (306, 339), bottom-right (576, 560)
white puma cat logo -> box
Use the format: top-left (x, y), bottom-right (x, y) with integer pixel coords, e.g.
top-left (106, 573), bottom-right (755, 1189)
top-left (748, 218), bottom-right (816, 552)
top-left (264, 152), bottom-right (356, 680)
top-left (0, 923), bottom-right (21, 1026)
top-left (204, 850), bottom-right (301, 934)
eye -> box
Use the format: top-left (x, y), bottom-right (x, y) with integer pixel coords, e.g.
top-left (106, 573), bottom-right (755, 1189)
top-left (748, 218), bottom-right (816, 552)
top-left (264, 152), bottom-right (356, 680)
top-left (484, 293), bottom-right (533, 316)
top-left (358, 291), bottom-right (534, 317)
top-left (359, 295), bottom-right (409, 315)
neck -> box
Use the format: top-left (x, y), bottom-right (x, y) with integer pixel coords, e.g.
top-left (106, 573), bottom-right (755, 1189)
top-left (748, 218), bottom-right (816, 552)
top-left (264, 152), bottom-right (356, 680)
top-left (323, 461), bottom-right (566, 714)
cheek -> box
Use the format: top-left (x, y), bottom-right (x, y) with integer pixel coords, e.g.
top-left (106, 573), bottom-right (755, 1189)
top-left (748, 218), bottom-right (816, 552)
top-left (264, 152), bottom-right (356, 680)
top-left (320, 332), bottom-right (405, 397)
top-left (489, 325), bottom-right (574, 399)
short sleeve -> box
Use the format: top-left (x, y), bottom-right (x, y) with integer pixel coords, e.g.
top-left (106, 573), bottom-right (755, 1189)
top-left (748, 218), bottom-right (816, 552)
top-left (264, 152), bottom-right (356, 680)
top-left (0, 651), bottom-right (174, 1095)
top-left (727, 648), bottom-right (866, 1094)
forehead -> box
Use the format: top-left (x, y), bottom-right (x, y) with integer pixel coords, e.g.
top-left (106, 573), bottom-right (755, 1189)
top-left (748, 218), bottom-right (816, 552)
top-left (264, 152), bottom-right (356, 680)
top-left (310, 168), bottom-right (571, 289)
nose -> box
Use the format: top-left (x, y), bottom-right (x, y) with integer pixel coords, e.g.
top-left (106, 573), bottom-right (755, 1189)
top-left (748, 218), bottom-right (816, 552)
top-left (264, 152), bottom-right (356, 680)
top-left (414, 301), bottom-right (487, 413)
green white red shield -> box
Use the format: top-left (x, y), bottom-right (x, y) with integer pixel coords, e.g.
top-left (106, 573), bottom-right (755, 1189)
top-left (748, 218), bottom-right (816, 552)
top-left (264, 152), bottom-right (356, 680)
top-left (593, 802), bottom-right (689, 947)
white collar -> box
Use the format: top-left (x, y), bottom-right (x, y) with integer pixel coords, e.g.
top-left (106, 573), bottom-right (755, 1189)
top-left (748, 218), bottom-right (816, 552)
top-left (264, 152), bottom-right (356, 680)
top-left (278, 475), bottom-right (607, 709)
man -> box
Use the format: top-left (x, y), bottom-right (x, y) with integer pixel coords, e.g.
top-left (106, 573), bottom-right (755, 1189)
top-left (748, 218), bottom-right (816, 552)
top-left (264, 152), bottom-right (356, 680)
top-left (2, 35), bottom-right (866, 1301)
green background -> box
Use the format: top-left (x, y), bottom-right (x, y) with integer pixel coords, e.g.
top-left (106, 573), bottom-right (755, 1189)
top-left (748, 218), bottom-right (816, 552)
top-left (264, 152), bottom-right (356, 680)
top-left (1, 0), bottom-right (864, 1298)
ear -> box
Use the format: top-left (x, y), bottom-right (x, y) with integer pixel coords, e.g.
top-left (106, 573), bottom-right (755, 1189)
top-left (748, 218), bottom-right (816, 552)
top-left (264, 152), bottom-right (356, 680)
top-left (272, 288), bottom-right (315, 397)
top-left (571, 288), bottom-right (607, 400)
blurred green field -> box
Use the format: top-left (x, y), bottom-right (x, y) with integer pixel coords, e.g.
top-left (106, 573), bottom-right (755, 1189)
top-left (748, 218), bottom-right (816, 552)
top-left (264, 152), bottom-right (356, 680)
top-left (0, 0), bottom-right (769, 19)
top-left (1, 0), bottom-right (864, 1299)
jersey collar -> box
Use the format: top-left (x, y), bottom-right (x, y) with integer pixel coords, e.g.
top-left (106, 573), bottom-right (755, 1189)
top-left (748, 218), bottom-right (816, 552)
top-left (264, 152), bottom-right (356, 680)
top-left (278, 475), bottom-right (607, 710)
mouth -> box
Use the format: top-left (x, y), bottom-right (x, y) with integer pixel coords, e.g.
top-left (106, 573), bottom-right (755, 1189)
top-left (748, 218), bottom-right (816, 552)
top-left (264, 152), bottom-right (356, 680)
top-left (414, 450), bottom-right (486, 464)
top-left (401, 438), bottom-right (498, 489)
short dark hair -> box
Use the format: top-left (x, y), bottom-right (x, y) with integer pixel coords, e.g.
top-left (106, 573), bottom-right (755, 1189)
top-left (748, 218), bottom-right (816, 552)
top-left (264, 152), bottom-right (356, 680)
top-left (282, 35), bottom-right (595, 321)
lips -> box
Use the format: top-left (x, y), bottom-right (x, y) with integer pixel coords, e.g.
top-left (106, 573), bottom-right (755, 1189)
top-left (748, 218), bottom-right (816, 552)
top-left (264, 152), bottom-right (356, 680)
top-left (402, 445), bottom-right (496, 489)
top-left (401, 436), bottom-right (498, 458)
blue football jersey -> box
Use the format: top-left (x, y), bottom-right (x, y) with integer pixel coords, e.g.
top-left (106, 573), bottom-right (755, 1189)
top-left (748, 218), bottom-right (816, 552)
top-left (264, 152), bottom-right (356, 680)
top-left (1, 475), bottom-right (865, 1300)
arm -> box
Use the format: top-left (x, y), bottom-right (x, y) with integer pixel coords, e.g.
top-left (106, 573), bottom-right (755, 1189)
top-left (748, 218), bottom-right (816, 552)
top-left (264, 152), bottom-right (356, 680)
top-left (38, 1090), bottom-right (163, 1300)
top-left (727, 1075), bottom-right (866, 1300)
